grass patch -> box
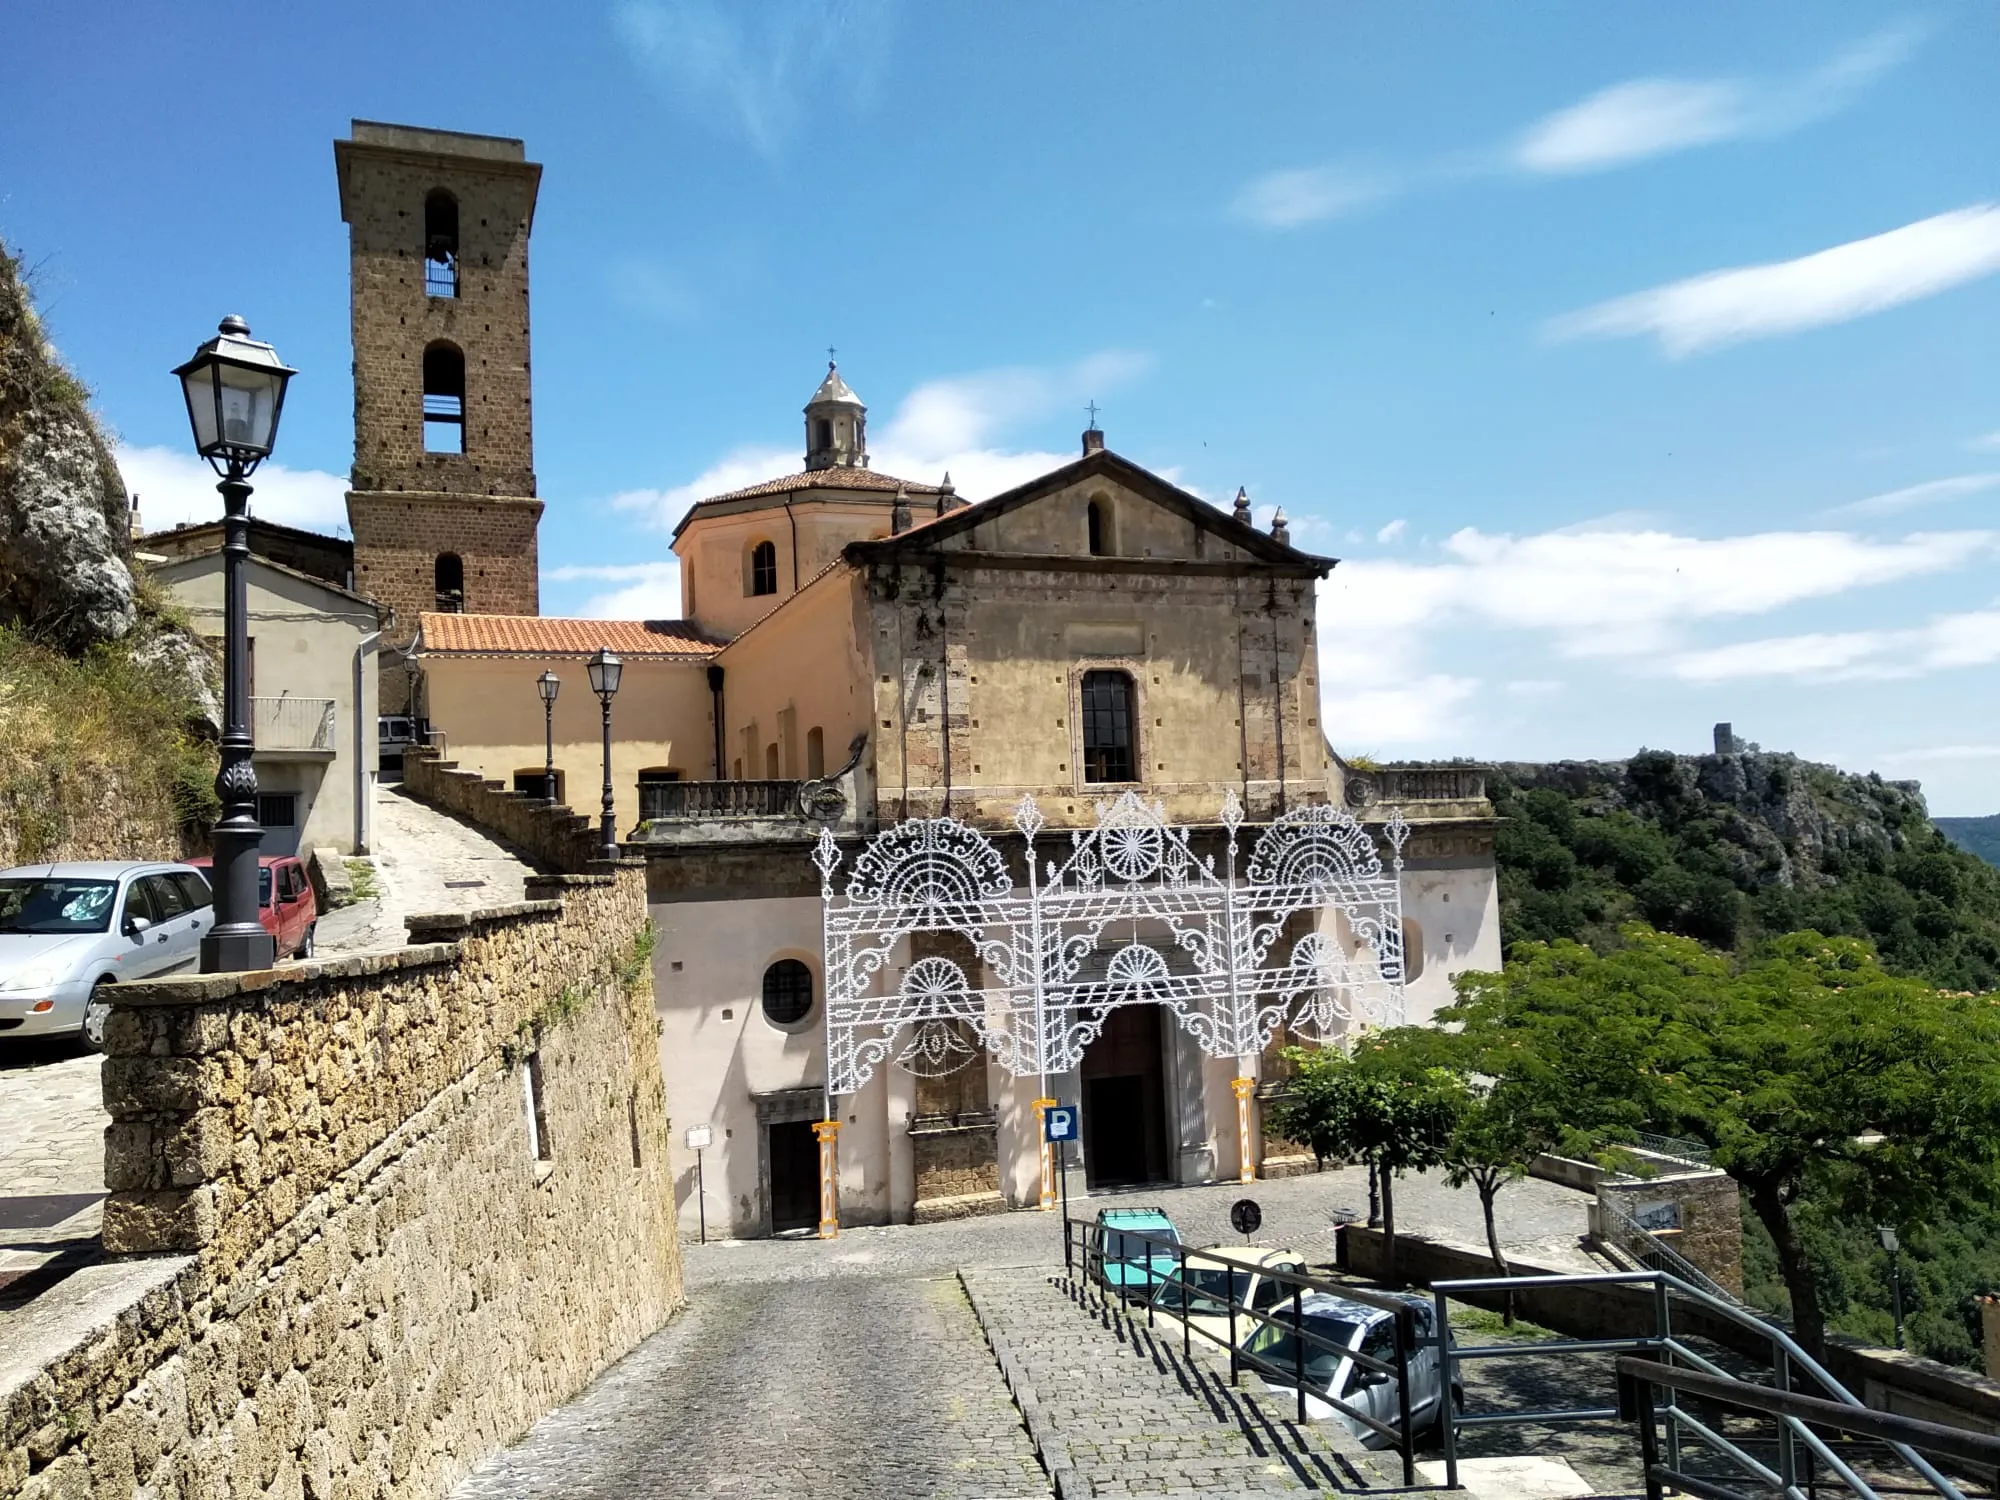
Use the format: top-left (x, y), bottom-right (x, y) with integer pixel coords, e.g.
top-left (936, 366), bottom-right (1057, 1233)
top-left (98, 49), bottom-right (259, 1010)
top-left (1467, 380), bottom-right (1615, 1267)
top-left (344, 858), bottom-right (379, 902)
top-left (1449, 1303), bottom-right (1565, 1342)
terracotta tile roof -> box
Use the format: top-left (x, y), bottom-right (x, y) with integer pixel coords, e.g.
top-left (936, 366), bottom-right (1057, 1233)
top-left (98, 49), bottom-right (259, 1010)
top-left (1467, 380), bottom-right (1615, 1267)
top-left (417, 613), bottom-right (720, 658)
top-left (695, 467), bottom-right (942, 506)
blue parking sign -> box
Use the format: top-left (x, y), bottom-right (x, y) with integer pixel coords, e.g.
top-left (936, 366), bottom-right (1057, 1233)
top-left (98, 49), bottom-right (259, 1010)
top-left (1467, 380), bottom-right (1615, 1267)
top-left (1045, 1105), bottom-right (1078, 1142)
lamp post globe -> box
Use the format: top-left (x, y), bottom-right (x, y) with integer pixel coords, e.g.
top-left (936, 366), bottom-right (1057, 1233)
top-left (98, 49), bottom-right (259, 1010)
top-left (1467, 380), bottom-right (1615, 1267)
top-left (536, 670), bottom-right (560, 804)
top-left (587, 648), bottom-right (622, 860)
top-left (174, 317), bottom-right (295, 973)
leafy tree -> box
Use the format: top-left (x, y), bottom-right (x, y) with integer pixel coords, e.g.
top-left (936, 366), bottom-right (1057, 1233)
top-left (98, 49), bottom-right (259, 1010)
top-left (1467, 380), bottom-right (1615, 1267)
top-left (1266, 1037), bottom-right (1464, 1279)
top-left (1446, 926), bottom-right (2000, 1357)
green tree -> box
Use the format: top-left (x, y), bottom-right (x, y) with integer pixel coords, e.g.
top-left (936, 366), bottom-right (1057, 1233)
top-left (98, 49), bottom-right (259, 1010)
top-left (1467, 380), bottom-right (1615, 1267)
top-left (1446, 926), bottom-right (2000, 1357)
top-left (1266, 1037), bottom-right (1465, 1279)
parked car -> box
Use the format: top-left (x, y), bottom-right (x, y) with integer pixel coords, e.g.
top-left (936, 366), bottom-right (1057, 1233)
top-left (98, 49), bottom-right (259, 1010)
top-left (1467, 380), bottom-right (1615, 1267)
top-left (0, 862), bottom-right (215, 1046)
top-left (1085, 1206), bottom-right (1181, 1303)
top-left (1245, 1290), bottom-right (1459, 1446)
top-left (186, 854), bottom-right (317, 960)
top-left (1148, 1247), bottom-right (1311, 1350)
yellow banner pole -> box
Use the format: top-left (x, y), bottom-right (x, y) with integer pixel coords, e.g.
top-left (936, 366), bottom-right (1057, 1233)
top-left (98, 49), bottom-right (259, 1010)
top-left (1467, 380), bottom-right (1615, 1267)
top-left (1232, 1075), bottom-right (1258, 1184)
top-left (814, 1119), bottom-right (841, 1239)
top-left (1033, 1097), bottom-right (1057, 1210)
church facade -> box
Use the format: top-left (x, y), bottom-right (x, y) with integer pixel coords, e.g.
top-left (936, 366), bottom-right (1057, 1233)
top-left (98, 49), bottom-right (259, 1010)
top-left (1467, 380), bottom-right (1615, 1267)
top-left (337, 121), bottom-right (1501, 1240)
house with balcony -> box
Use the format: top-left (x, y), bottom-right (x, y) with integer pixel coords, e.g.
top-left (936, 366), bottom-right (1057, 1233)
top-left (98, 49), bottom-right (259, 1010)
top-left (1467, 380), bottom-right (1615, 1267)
top-left (149, 551), bottom-right (382, 856)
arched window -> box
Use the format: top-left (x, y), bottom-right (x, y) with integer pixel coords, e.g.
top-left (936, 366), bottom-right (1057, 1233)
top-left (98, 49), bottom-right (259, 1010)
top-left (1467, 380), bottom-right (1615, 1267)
top-left (762, 958), bottom-right (814, 1026)
top-left (1087, 499), bottom-right (1107, 556)
top-left (813, 418), bottom-right (833, 452)
top-left (765, 743), bottom-right (780, 778)
top-left (434, 553), bottom-right (464, 611)
top-left (749, 539), bottom-right (778, 596)
top-left (422, 342), bottom-right (465, 454)
top-left (1081, 669), bottom-right (1136, 784)
top-left (805, 726), bottom-right (825, 778)
top-left (424, 189), bottom-right (459, 298)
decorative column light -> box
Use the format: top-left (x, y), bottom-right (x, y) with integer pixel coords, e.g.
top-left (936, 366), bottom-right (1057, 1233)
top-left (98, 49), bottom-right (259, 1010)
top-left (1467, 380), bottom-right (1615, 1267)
top-left (173, 316), bottom-right (295, 973)
top-left (586, 648), bottom-right (622, 860)
top-left (536, 670), bottom-right (560, 803)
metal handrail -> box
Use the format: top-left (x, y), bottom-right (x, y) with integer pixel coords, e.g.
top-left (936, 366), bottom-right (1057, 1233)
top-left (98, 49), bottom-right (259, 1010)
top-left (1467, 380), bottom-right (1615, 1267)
top-left (1062, 1216), bottom-right (1424, 1483)
top-left (1431, 1267), bottom-right (1972, 1500)
top-left (1596, 1194), bottom-right (1743, 1307)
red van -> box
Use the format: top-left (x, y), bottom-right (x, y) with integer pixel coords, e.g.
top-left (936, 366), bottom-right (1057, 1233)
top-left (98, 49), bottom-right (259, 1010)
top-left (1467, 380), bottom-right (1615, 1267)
top-left (185, 854), bottom-right (318, 960)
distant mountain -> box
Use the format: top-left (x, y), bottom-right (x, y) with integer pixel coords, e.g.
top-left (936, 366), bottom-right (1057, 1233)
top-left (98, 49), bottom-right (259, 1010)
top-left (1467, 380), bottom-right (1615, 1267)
top-left (1490, 746), bottom-right (2000, 992)
top-left (1937, 815), bottom-right (2000, 870)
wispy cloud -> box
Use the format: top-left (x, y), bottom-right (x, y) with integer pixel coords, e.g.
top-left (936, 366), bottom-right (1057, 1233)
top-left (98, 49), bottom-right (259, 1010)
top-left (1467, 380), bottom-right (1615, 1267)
top-left (1968, 431), bottom-right (2000, 453)
top-left (611, 0), bottom-right (896, 156)
top-left (1669, 607), bottom-right (2000, 683)
top-left (118, 445), bottom-right (349, 535)
top-left (1514, 27), bottom-right (1920, 174)
top-left (1877, 744), bottom-right (2000, 765)
top-left (1375, 519), bottom-right (1408, 544)
top-left (544, 560), bottom-right (685, 620)
top-left (1825, 473), bottom-right (2000, 518)
top-left (1231, 166), bottom-right (1393, 230)
top-left (1548, 204), bottom-right (2000, 357)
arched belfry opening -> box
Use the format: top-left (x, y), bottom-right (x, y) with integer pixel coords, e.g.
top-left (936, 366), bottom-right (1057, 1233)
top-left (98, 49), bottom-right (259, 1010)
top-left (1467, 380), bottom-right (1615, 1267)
top-left (422, 342), bottom-right (465, 454)
top-left (424, 189), bottom-right (458, 298)
top-left (434, 553), bottom-right (465, 612)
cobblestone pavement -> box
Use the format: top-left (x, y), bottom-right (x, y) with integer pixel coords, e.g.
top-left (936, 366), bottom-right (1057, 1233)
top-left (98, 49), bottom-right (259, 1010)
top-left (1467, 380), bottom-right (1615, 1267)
top-left (452, 1273), bottom-right (1052, 1499)
top-left (962, 1264), bottom-right (1388, 1496)
top-left (316, 784), bottom-right (532, 956)
top-left (0, 1040), bottom-right (104, 1290)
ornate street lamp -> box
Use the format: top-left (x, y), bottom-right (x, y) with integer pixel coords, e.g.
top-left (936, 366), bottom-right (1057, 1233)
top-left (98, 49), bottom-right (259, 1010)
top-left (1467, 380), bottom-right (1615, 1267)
top-left (586, 648), bottom-right (623, 860)
top-left (536, 670), bottom-right (560, 803)
top-left (174, 316), bottom-right (295, 972)
top-left (1879, 1225), bottom-right (1906, 1348)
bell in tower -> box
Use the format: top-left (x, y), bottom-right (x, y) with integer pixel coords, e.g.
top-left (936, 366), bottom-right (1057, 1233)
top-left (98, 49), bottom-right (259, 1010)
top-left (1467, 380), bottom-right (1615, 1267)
top-left (804, 360), bottom-right (868, 472)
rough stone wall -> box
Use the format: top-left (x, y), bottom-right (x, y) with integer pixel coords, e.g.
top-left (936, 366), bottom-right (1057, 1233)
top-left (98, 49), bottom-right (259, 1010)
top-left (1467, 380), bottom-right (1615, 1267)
top-left (1600, 1170), bottom-right (1745, 1295)
top-left (1, 867), bottom-right (683, 1499)
top-left (0, 768), bottom-right (184, 871)
top-left (401, 742), bottom-right (599, 874)
top-left (911, 1125), bottom-right (1002, 1202)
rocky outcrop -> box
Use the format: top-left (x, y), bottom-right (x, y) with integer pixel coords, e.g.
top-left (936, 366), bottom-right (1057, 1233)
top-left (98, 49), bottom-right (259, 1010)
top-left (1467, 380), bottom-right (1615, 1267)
top-left (0, 242), bottom-right (138, 649)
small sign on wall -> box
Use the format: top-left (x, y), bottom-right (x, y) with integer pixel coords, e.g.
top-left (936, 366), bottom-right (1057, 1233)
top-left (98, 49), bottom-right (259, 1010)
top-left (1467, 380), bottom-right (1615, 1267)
top-left (1634, 1199), bottom-right (1681, 1233)
top-left (684, 1123), bottom-right (714, 1152)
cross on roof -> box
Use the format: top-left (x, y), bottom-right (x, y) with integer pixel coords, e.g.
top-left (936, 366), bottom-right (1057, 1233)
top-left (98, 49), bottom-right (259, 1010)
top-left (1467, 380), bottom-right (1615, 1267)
top-left (827, 345), bottom-right (837, 368)
top-left (1085, 400), bottom-right (1100, 430)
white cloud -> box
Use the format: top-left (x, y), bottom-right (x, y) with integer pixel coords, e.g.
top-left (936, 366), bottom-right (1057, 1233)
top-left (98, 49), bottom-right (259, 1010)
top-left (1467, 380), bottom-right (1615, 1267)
top-left (1877, 744), bottom-right (2000, 765)
top-left (1505, 680), bottom-right (1565, 698)
top-left (544, 561), bottom-right (685, 620)
top-left (1375, 518), bottom-right (1407, 544)
top-left (1967, 431), bottom-right (2000, 453)
top-left (1513, 28), bottom-right (1918, 174)
top-left (118, 444), bottom-right (348, 535)
top-left (1231, 166), bottom-right (1392, 230)
top-left (1670, 608), bottom-right (2000, 683)
top-left (1516, 78), bottom-right (1749, 174)
top-left (1322, 676), bottom-right (1479, 748)
top-left (1548, 204), bottom-right (2000, 357)
top-left (612, 0), bottom-right (895, 156)
top-left (1825, 473), bottom-right (2000, 518)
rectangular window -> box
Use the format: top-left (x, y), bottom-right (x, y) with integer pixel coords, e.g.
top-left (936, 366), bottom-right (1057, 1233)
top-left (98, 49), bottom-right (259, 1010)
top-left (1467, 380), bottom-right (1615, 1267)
top-left (1081, 670), bottom-right (1136, 783)
top-left (257, 793), bottom-right (298, 828)
top-left (524, 1052), bottom-right (553, 1162)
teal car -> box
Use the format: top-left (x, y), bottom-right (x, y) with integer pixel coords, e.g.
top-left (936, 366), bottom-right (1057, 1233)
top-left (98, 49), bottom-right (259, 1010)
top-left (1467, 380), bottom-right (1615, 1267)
top-left (1087, 1207), bottom-right (1180, 1303)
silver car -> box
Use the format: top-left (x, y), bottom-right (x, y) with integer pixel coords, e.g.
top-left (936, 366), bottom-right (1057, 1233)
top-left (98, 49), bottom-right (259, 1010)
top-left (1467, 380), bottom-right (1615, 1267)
top-left (0, 862), bottom-right (215, 1046)
top-left (1246, 1291), bottom-right (1459, 1445)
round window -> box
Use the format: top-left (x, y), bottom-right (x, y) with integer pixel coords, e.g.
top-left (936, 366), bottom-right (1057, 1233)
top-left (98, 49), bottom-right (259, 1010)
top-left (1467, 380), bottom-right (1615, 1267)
top-left (761, 959), bottom-right (814, 1026)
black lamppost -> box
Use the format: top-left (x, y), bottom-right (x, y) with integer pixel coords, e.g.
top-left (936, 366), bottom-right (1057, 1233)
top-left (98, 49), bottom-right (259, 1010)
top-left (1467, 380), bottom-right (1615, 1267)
top-left (536, 670), bottom-right (560, 803)
top-left (586, 648), bottom-right (622, 860)
top-left (174, 317), bottom-right (295, 973)
top-left (1879, 1225), bottom-right (1906, 1348)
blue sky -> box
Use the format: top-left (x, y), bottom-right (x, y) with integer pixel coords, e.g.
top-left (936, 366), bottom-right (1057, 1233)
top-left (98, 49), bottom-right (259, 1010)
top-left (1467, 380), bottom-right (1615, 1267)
top-left (5, 2), bottom-right (1998, 812)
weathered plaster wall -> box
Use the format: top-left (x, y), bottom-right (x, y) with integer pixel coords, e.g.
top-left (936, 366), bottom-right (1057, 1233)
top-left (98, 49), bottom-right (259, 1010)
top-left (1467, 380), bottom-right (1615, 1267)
top-left (0, 867), bottom-right (682, 1500)
top-left (674, 492), bottom-right (904, 640)
top-left (713, 567), bottom-right (872, 782)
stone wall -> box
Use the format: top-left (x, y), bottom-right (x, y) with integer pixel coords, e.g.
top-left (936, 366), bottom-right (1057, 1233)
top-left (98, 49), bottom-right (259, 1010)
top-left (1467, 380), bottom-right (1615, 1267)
top-left (911, 1122), bottom-right (1002, 1203)
top-left (401, 742), bottom-right (601, 874)
top-left (1597, 1170), bottom-right (1745, 1295)
top-left (0, 866), bottom-right (683, 1499)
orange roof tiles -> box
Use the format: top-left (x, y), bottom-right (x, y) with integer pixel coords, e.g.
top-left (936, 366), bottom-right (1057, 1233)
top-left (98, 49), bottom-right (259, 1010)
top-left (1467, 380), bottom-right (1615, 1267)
top-left (695, 467), bottom-right (941, 506)
top-left (417, 613), bottom-right (720, 658)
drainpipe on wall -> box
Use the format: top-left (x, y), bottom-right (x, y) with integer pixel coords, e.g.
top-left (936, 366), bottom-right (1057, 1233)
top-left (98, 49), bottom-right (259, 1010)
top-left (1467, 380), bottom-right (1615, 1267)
top-left (707, 664), bottom-right (726, 779)
top-left (354, 629), bottom-right (381, 852)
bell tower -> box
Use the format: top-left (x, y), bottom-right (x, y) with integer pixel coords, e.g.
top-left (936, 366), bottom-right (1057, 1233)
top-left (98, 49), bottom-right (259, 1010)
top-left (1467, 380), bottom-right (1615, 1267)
top-left (804, 362), bottom-right (869, 471)
top-left (334, 120), bottom-right (545, 711)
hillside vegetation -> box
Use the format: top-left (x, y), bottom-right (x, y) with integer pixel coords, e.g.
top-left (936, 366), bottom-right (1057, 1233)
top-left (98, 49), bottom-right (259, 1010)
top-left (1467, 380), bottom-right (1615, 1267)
top-left (1937, 814), bottom-right (2000, 870)
top-left (1491, 747), bottom-right (2000, 991)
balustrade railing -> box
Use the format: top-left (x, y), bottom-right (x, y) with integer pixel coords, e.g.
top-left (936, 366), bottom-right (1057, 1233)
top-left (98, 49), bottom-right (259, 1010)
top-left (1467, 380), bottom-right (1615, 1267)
top-left (1373, 765), bottom-right (1486, 802)
top-left (639, 779), bottom-right (802, 821)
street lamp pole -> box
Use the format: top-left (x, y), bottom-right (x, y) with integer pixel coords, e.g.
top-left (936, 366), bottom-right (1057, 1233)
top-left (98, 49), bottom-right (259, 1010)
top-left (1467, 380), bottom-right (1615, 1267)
top-left (174, 317), bottom-right (294, 973)
top-left (1879, 1226), bottom-right (1906, 1348)
top-left (536, 670), bottom-right (560, 803)
top-left (586, 649), bottom-right (623, 861)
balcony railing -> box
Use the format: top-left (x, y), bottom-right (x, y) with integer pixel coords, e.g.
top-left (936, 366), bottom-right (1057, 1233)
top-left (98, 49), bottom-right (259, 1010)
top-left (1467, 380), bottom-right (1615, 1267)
top-left (253, 696), bottom-right (336, 753)
top-left (639, 779), bottom-right (802, 822)
top-left (1373, 766), bottom-right (1486, 803)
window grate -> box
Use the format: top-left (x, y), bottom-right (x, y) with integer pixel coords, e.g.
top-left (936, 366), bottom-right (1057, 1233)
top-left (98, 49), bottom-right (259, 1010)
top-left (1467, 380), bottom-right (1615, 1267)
top-left (1081, 670), bottom-right (1136, 783)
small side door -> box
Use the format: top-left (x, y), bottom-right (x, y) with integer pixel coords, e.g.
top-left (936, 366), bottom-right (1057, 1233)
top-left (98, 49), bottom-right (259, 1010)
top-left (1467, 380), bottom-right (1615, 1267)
top-left (170, 871), bottom-right (214, 958)
top-left (141, 874), bottom-right (203, 974)
top-left (116, 877), bottom-right (168, 978)
top-left (1354, 1317), bottom-right (1403, 1432)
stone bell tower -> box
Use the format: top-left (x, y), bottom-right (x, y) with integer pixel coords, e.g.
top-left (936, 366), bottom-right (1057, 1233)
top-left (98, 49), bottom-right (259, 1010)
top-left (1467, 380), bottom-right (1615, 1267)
top-left (334, 120), bottom-right (545, 712)
top-left (804, 362), bottom-right (869, 471)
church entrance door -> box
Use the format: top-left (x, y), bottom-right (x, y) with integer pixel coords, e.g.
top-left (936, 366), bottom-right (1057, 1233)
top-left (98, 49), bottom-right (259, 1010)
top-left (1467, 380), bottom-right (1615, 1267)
top-left (1079, 1002), bottom-right (1170, 1189)
top-left (768, 1120), bottom-right (819, 1233)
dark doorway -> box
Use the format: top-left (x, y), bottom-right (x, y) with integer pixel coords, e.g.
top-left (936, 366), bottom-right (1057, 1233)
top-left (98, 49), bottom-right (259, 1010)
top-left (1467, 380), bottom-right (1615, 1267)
top-left (1080, 1002), bottom-right (1170, 1188)
top-left (768, 1120), bottom-right (819, 1233)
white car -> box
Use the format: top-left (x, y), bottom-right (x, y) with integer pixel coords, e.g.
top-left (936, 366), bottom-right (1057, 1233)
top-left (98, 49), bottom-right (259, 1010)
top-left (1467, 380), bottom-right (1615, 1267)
top-left (1246, 1290), bottom-right (1459, 1446)
top-left (1148, 1247), bottom-right (1312, 1352)
top-left (0, 862), bottom-right (215, 1046)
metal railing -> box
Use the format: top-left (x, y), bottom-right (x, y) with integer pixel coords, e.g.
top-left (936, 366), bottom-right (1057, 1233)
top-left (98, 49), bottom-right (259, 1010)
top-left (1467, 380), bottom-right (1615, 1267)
top-left (638, 779), bottom-right (801, 821)
top-left (1432, 1268), bottom-right (1976, 1500)
top-left (1634, 1131), bottom-right (1715, 1167)
top-left (1060, 1216), bottom-right (1427, 1485)
top-left (253, 696), bottom-right (335, 752)
top-left (1596, 1194), bottom-right (1744, 1309)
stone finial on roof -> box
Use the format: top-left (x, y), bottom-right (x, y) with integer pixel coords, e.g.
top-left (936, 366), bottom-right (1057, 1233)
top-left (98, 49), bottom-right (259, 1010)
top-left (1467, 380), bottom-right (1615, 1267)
top-left (1232, 486), bottom-right (1251, 524)
top-left (936, 471), bottom-right (965, 515)
top-left (1270, 507), bottom-right (1290, 545)
top-left (891, 483), bottom-right (913, 535)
